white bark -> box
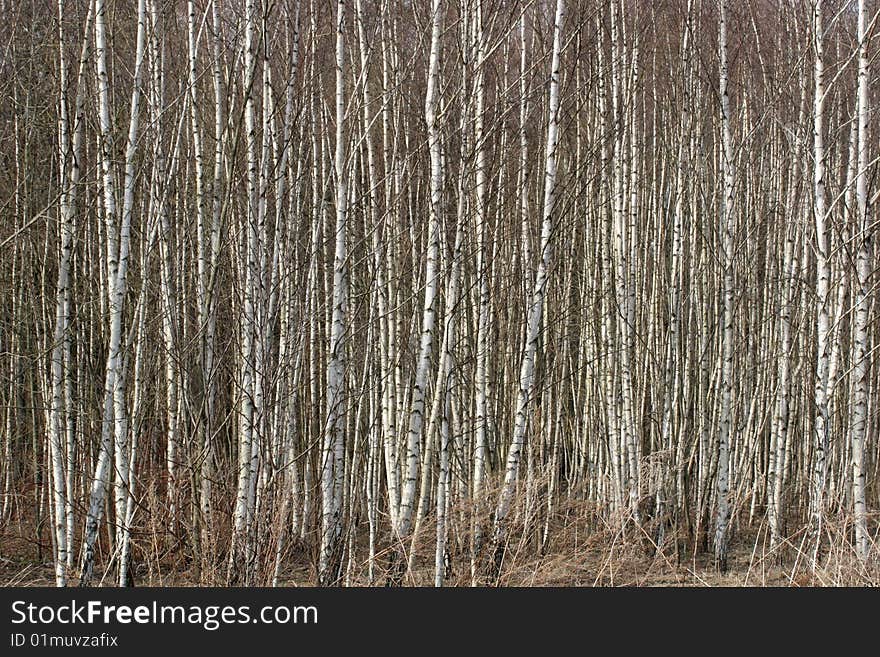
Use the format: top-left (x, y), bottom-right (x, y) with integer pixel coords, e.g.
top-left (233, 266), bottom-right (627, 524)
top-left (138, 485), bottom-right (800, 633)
top-left (810, 0), bottom-right (831, 568)
top-left (715, 0), bottom-right (735, 572)
top-left (80, 0), bottom-right (147, 587)
top-left (319, 0), bottom-right (348, 586)
top-left (50, 0), bottom-right (91, 586)
top-left (491, 0), bottom-right (565, 572)
top-left (230, 0), bottom-right (263, 582)
top-left (850, 0), bottom-right (871, 562)
top-left (396, 0), bottom-right (443, 549)
top-left (473, 0), bottom-right (490, 528)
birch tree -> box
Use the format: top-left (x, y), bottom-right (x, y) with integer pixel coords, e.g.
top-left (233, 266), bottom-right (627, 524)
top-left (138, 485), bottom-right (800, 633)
top-left (80, 0), bottom-right (148, 587)
top-left (3, 0), bottom-right (878, 589)
top-left (319, 0), bottom-right (349, 586)
top-left (810, 0), bottom-right (831, 568)
top-left (489, 0), bottom-right (565, 579)
top-left (849, 0), bottom-right (871, 563)
top-left (715, 0), bottom-right (735, 573)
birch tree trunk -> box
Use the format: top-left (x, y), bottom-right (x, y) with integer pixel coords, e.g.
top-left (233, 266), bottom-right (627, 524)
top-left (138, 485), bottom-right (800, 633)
top-left (715, 0), bottom-right (736, 573)
top-left (390, 0), bottom-right (444, 584)
top-left (80, 0), bottom-right (147, 587)
top-left (49, 0), bottom-right (91, 586)
top-left (319, 0), bottom-right (348, 586)
top-left (489, 0), bottom-right (565, 580)
top-left (849, 0), bottom-right (871, 563)
top-left (810, 0), bottom-right (831, 569)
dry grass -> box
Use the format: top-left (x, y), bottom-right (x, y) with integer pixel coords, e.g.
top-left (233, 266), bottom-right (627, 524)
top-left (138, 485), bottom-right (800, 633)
top-left (2, 484), bottom-right (877, 587)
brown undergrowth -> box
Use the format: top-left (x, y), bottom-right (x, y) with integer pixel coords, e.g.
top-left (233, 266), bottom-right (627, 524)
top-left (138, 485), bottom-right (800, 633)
top-left (2, 483), bottom-right (877, 587)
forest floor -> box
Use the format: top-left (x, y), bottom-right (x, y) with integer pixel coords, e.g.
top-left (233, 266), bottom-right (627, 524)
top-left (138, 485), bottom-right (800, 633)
top-left (2, 497), bottom-right (876, 587)
top-left (0, 530), bottom-right (823, 586)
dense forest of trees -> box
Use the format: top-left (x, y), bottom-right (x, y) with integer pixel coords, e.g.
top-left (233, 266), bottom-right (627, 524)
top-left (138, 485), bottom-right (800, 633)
top-left (0, 0), bottom-right (877, 586)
